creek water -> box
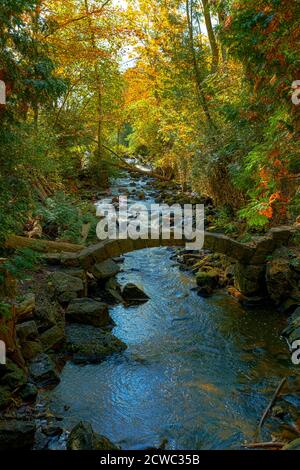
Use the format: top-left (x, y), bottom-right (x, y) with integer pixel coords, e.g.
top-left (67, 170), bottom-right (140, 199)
top-left (46, 174), bottom-right (297, 450)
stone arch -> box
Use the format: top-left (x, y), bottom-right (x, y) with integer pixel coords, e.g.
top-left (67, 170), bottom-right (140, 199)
top-left (62, 225), bottom-right (297, 297)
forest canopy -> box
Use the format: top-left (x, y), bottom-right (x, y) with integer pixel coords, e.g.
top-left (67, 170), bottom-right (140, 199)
top-left (0, 0), bottom-right (299, 243)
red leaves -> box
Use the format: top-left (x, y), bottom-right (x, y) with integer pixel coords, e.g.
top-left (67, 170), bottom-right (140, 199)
top-left (260, 205), bottom-right (273, 219)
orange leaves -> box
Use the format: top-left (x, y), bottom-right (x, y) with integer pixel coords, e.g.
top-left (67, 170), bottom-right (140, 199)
top-left (269, 191), bottom-right (281, 204)
top-left (256, 145), bottom-right (291, 222)
top-left (259, 193), bottom-right (281, 219)
top-left (224, 16), bottom-right (233, 30)
top-left (259, 205), bottom-right (273, 219)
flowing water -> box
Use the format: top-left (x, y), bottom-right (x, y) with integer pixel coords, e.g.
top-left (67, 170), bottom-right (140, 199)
top-left (46, 174), bottom-right (297, 450)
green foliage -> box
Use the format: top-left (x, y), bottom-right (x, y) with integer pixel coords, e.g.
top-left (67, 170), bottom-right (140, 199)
top-left (2, 248), bottom-right (41, 280)
top-left (0, 302), bottom-right (12, 322)
top-left (213, 207), bottom-right (238, 234)
top-left (35, 192), bottom-right (98, 244)
top-left (238, 202), bottom-right (269, 230)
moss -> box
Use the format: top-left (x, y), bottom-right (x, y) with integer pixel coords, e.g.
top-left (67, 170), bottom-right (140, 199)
top-left (0, 386), bottom-right (12, 410)
top-left (196, 269), bottom-right (219, 288)
top-left (0, 360), bottom-right (27, 391)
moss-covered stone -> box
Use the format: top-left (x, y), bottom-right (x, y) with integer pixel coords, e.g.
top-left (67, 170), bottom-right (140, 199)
top-left (196, 269), bottom-right (219, 288)
top-left (65, 323), bottom-right (126, 364)
top-left (65, 298), bottom-right (111, 327)
top-left (67, 421), bottom-right (119, 450)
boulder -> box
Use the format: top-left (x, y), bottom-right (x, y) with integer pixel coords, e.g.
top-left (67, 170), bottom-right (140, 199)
top-left (67, 421), bottom-right (119, 450)
top-left (65, 298), bottom-right (111, 327)
top-left (48, 271), bottom-right (84, 301)
top-left (266, 257), bottom-right (294, 305)
top-left (91, 259), bottom-right (120, 281)
top-left (41, 424), bottom-right (63, 437)
top-left (234, 263), bottom-right (266, 296)
top-left (0, 420), bottom-right (36, 450)
top-left (35, 302), bottom-right (62, 332)
top-left (265, 247), bottom-right (300, 310)
top-left (0, 359), bottom-right (27, 392)
top-left (16, 320), bottom-right (43, 360)
top-left (20, 340), bottom-right (43, 361)
top-left (104, 278), bottom-right (124, 304)
top-left (58, 291), bottom-right (78, 304)
top-left (196, 269), bottom-right (219, 289)
top-left (29, 353), bottom-right (60, 388)
top-left (19, 382), bottom-right (38, 402)
top-left (65, 324), bottom-right (126, 364)
top-left (16, 320), bottom-right (39, 341)
top-left (40, 325), bottom-right (65, 351)
top-left (197, 286), bottom-right (214, 297)
top-left (122, 283), bottom-right (150, 304)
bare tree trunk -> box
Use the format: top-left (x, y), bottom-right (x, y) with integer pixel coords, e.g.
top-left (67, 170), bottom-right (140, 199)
top-left (217, 1), bottom-right (227, 63)
top-left (84, 0), bottom-right (108, 187)
top-left (186, 0), bottom-right (216, 129)
top-left (201, 0), bottom-right (219, 72)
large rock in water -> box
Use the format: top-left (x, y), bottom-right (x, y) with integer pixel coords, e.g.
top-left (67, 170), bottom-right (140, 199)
top-left (91, 259), bottom-right (120, 281)
top-left (67, 421), bottom-right (119, 450)
top-left (122, 283), bottom-right (150, 305)
top-left (29, 353), bottom-right (60, 388)
top-left (0, 420), bottom-right (36, 450)
top-left (104, 278), bottom-right (124, 304)
top-left (65, 324), bottom-right (126, 364)
top-left (65, 298), bottom-right (111, 327)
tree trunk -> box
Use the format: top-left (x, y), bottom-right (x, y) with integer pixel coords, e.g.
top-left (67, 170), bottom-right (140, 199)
top-left (186, 0), bottom-right (216, 129)
top-left (201, 0), bottom-right (219, 72)
top-left (84, 0), bottom-right (108, 188)
top-left (217, 2), bottom-right (227, 63)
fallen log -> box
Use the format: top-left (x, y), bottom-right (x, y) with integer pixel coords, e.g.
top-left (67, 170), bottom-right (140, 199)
top-left (243, 442), bottom-right (285, 449)
top-left (113, 160), bottom-right (171, 182)
top-left (101, 144), bottom-right (173, 182)
top-left (256, 377), bottom-right (287, 441)
top-left (5, 235), bottom-right (84, 253)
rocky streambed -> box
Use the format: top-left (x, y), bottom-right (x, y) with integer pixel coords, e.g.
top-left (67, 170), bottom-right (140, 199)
top-left (1, 172), bottom-right (300, 451)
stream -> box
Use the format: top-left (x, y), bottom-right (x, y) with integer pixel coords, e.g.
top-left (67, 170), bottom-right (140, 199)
top-left (45, 173), bottom-right (298, 450)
